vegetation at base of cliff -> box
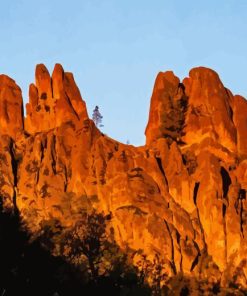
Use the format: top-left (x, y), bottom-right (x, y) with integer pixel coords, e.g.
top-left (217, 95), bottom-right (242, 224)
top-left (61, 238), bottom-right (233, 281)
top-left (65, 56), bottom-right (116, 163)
top-left (0, 201), bottom-right (152, 295)
top-left (0, 200), bottom-right (246, 296)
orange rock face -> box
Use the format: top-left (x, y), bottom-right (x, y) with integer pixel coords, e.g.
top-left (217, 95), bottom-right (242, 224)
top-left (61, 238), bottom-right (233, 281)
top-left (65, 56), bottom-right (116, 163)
top-left (0, 64), bottom-right (247, 288)
top-left (233, 95), bottom-right (247, 157)
top-left (0, 75), bottom-right (23, 138)
top-left (25, 64), bottom-right (88, 133)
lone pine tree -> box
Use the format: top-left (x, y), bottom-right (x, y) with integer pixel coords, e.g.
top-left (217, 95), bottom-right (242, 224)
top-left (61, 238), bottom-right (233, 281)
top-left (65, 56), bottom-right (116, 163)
top-left (92, 106), bottom-right (103, 127)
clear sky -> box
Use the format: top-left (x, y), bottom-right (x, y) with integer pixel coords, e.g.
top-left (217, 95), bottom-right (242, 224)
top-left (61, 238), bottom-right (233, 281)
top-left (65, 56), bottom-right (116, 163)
top-left (0, 0), bottom-right (247, 146)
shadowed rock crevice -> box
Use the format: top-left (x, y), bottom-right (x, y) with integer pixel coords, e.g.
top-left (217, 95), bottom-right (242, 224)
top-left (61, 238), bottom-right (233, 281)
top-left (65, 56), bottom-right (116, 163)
top-left (193, 182), bottom-right (200, 206)
top-left (8, 139), bottom-right (22, 213)
top-left (164, 220), bottom-right (177, 275)
top-left (239, 189), bottom-right (246, 237)
top-left (51, 135), bottom-right (57, 174)
top-left (190, 251), bottom-right (200, 272)
top-left (220, 167), bottom-right (231, 199)
top-left (219, 167), bottom-right (231, 268)
top-left (155, 156), bottom-right (168, 185)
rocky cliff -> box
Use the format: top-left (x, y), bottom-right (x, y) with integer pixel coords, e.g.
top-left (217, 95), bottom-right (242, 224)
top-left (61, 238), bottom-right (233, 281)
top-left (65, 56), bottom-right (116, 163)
top-left (0, 64), bottom-right (246, 289)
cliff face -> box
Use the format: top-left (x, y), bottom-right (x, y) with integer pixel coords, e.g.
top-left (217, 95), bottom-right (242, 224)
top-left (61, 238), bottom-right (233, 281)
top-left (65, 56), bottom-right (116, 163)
top-left (0, 64), bottom-right (247, 288)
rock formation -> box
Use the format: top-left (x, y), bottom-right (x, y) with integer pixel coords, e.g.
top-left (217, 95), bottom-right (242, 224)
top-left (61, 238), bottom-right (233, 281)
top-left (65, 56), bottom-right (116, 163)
top-left (0, 64), bottom-right (246, 290)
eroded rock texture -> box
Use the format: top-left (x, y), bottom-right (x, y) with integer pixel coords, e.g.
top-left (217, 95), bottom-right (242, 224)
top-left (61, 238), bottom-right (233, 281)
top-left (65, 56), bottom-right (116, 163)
top-left (0, 64), bottom-right (246, 288)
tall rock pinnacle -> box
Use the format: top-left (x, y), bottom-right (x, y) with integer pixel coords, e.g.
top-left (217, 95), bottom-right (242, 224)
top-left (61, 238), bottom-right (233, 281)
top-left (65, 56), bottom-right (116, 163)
top-left (145, 67), bottom-right (244, 154)
top-left (25, 63), bottom-right (88, 133)
top-left (182, 67), bottom-right (237, 151)
top-left (145, 70), bottom-right (186, 145)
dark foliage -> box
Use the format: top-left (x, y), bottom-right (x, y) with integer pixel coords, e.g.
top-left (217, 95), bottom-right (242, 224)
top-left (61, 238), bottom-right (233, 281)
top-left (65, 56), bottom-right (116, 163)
top-left (0, 201), bottom-right (151, 295)
top-left (1, 200), bottom-right (245, 295)
top-left (160, 87), bottom-right (188, 143)
top-left (0, 200), bottom-right (83, 296)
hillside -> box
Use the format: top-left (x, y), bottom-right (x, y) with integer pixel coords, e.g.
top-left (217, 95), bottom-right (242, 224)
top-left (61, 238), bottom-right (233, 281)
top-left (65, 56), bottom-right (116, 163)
top-left (0, 64), bottom-right (246, 294)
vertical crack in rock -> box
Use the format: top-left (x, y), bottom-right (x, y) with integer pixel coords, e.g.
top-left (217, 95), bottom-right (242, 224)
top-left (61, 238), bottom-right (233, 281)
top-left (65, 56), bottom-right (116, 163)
top-left (65, 91), bottom-right (80, 120)
top-left (193, 182), bottom-right (200, 206)
top-left (190, 240), bottom-right (201, 272)
top-left (176, 231), bottom-right (183, 272)
top-left (220, 167), bottom-right (231, 199)
top-left (9, 139), bottom-right (18, 213)
top-left (224, 88), bottom-right (234, 123)
top-left (239, 189), bottom-right (246, 237)
top-left (155, 157), bottom-right (168, 185)
top-left (51, 135), bottom-right (57, 174)
top-left (193, 182), bottom-right (207, 249)
top-left (64, 165), bottom-right (68, 192)
top-left (164, 220), bottom-right (177, 275)
top-left (40, 136), bottom-right (47, 164)
top-left (220, 167), bottom-right (231, 265)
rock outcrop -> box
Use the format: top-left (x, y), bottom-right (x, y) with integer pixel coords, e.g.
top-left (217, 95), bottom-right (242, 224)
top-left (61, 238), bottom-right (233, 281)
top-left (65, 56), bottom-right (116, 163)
top-left (0, 64), bottom-right (247, 289)
top-left (25, 63), bottom-right (88, 133)
top-left (0, 75), bottom-right (23, 138)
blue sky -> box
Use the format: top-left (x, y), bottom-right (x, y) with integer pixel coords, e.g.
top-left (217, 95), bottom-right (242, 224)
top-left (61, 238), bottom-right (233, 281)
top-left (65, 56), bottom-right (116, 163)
top-left (0, 0), bottom-right (247, 145)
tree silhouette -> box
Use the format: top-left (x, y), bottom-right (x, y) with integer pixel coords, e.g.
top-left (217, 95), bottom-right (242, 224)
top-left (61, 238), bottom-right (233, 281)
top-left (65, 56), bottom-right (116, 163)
top-left (92, 105), bottom-right (103, 127)
top-left (62, 211), bottom-right (108, 280)
top-left (1, 198), bottom-right (244, 294)
top-left (60, 210), bottom-right (152, 294)
top-left (0, 197), bottom-right (92, 296)
top-left (61, 211), bottom-right (127, 281)
top-left (136, 253), bottom-right (168, 295)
